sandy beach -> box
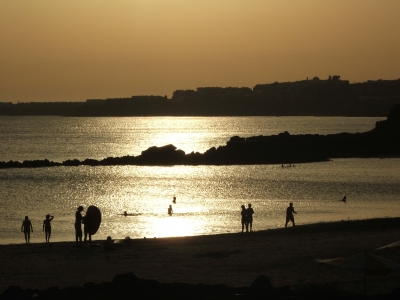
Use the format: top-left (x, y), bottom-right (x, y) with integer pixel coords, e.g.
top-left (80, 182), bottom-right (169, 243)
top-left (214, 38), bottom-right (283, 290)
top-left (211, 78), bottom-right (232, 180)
top-left (1, 218), bottom-right (399, 296)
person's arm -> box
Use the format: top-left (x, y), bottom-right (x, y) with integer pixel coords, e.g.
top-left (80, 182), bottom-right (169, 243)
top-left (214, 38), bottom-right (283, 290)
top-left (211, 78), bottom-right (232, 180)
top-left (43, 221), bottom-right (45, 231)
top-left (31, 222), bottom-right (33, 232)
top-left (50, 216), bottom-right (54, 222)
top-left (21, 222), bottom-right (24, 232)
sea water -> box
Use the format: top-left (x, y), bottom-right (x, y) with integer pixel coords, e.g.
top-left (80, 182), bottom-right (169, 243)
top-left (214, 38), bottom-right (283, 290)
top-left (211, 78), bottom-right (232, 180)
top-left (1, 116), bottom-right (399, 245)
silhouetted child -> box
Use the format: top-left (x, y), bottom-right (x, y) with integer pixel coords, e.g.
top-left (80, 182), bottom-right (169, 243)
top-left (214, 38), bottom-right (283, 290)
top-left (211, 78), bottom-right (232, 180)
top-left (246, 204), bottom-right (254, 232)
top-left (43, 214), bottom-right (54, 243)
top-left (240, 205), bottom-right (247, 233)
top-left (285, 202), bottom-right (297, 228)
top-left (75, 206), bottom-right (84, 246)
top-left (168, 205), bottom-right (173, 215)
top-left (21, 216), bottom-right (33, 244)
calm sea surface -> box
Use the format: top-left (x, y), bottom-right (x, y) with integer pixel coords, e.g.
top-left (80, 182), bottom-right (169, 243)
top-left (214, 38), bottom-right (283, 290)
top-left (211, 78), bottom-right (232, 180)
top-left (1, 116), bottom-right (399, 245)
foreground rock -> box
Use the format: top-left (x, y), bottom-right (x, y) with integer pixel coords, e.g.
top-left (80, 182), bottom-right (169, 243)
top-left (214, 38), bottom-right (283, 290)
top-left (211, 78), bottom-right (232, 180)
top-left (1, 273), bottom-right (398, 299)
top-left (1, 104), bottom-right (400, 169)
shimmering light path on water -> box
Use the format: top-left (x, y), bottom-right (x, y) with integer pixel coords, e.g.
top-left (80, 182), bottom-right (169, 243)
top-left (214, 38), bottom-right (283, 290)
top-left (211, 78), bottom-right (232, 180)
top-left (0, 116), bottom-right (384, 162)
top-left (1, 116), bottom-right (398, 244)
top-left (1, 158), bottom-right (399, 244)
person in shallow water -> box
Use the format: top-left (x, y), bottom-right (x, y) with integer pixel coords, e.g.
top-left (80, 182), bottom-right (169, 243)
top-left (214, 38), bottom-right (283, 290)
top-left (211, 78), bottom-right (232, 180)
top-left (21, 216), bottom-right (33, 244)
top-left (246, 204), bottom-right (254, 232)
top-left (75, 206), bottom-right (84, 246)
top-left (42, 214), bottom-right (54, 243)
top-left (285, 202), bottom-right (297, 228)
top-left (168, 205), bottom-right (173, 215)
top-left (240, 205), bottom-right (247, 233)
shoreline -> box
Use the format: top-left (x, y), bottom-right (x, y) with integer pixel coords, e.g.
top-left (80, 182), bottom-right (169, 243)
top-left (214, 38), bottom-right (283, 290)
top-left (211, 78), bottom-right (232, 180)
top-left (1, 217), bottom-right (399, 295)
top-left (2, 216), bottom-right (398, 246)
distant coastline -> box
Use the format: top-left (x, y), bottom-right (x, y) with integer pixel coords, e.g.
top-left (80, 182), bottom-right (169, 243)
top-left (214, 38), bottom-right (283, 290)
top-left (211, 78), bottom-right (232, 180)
top-left (1, 76), bottom-right (400, 117)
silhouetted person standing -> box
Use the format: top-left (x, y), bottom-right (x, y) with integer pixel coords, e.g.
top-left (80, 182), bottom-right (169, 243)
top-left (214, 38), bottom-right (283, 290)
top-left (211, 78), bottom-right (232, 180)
top-left (43, 214), bottom-right (54, 243)
top-left (246, 204), bottom-right (254, 232)
top-left (172, 196), bottom-right (176, 204)
top-left (285, 202), bottom-right (297, 228)
top-left (240, 205), bottom-right (247, 232)
top-left (75, 206), bottom-right (84, 246)
top-left (168, 205), bottom-right (173, 215)
top-left (21, 216), bottom-right (33, 244)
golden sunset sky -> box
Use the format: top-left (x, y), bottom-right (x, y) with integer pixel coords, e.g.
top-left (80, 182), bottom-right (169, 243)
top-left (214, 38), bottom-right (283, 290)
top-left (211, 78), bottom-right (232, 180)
top-left (1, 0), bottom-right (399, 102)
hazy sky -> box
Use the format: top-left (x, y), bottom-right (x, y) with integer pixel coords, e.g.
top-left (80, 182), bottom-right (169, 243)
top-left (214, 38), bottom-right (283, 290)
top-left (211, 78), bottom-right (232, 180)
top-left (1, 1), bottom-right (400, 102)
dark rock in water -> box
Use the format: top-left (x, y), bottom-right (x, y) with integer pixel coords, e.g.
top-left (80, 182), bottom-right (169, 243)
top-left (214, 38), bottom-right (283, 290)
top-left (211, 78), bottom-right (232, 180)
top-left (1, 103), bottom-right (400, 169)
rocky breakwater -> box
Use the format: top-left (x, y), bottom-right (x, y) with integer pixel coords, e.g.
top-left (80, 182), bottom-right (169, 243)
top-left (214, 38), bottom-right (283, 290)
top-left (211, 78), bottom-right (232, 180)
top-left (1, 103), bottom-right (400, 169)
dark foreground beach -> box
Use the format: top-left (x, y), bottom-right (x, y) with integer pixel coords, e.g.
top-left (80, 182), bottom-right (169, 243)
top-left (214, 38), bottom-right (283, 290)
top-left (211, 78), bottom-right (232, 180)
top-left (1, 218), bottom-right (399, 298)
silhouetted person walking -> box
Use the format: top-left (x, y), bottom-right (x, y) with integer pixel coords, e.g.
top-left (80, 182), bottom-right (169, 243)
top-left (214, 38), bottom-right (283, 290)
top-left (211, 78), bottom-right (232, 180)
top-left (285, 202), bottom-right (297, 228)
top-left (43, 214), bottom-right (54, 243)
top-left (75, 206), bottom-right (84, 247)
top-left (246, 204), bottom-right (254, 232)
top-left (21, 216), bottom-right (33, 244)
top-left (240, 205), bottom-right (247, 232)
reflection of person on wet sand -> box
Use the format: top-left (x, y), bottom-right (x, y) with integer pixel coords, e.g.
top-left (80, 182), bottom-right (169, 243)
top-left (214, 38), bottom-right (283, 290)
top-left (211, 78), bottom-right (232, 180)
top-left (285, 202), bottom-right (297, 228)
top-left (75, 206), bottom-right (84, 247)
top-left (240, 205), bottom-right (247, 233)
top-left (21, 216), bottom-right (33, 244)
top-left (43, 214), bottom-right (54, 243)
top-left (168, 205), bottom-right (173, 215)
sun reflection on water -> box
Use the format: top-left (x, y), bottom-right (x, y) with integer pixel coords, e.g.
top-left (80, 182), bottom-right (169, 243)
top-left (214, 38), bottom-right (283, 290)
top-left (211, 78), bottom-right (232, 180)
top-left (147, 215), bottom-right (198, 238)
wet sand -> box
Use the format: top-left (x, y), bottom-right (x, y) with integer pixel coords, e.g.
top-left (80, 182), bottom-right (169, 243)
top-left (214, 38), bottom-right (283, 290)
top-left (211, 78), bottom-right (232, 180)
top-left (1, 218), bottom-right (399, 295)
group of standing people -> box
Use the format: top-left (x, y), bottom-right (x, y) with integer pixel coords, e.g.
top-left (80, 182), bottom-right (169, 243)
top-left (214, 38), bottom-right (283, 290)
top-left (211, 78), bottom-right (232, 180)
top-left (239, 202), bottom-right (297, 232)
top-left (21, 214), bottom-right (54, 244)
top-left (240, 204), bottom-right (254, 232)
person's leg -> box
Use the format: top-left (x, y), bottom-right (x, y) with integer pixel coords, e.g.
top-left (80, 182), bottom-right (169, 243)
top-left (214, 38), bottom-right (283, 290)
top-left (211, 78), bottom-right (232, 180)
top-left (24, 232), bottom-right (28, 243)
top-left (48, 230), bottom-right (51, 242)
top-left (249, 220), bottom-right (252, 232)
top-left (27, 231), bottom-right (30, 243)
